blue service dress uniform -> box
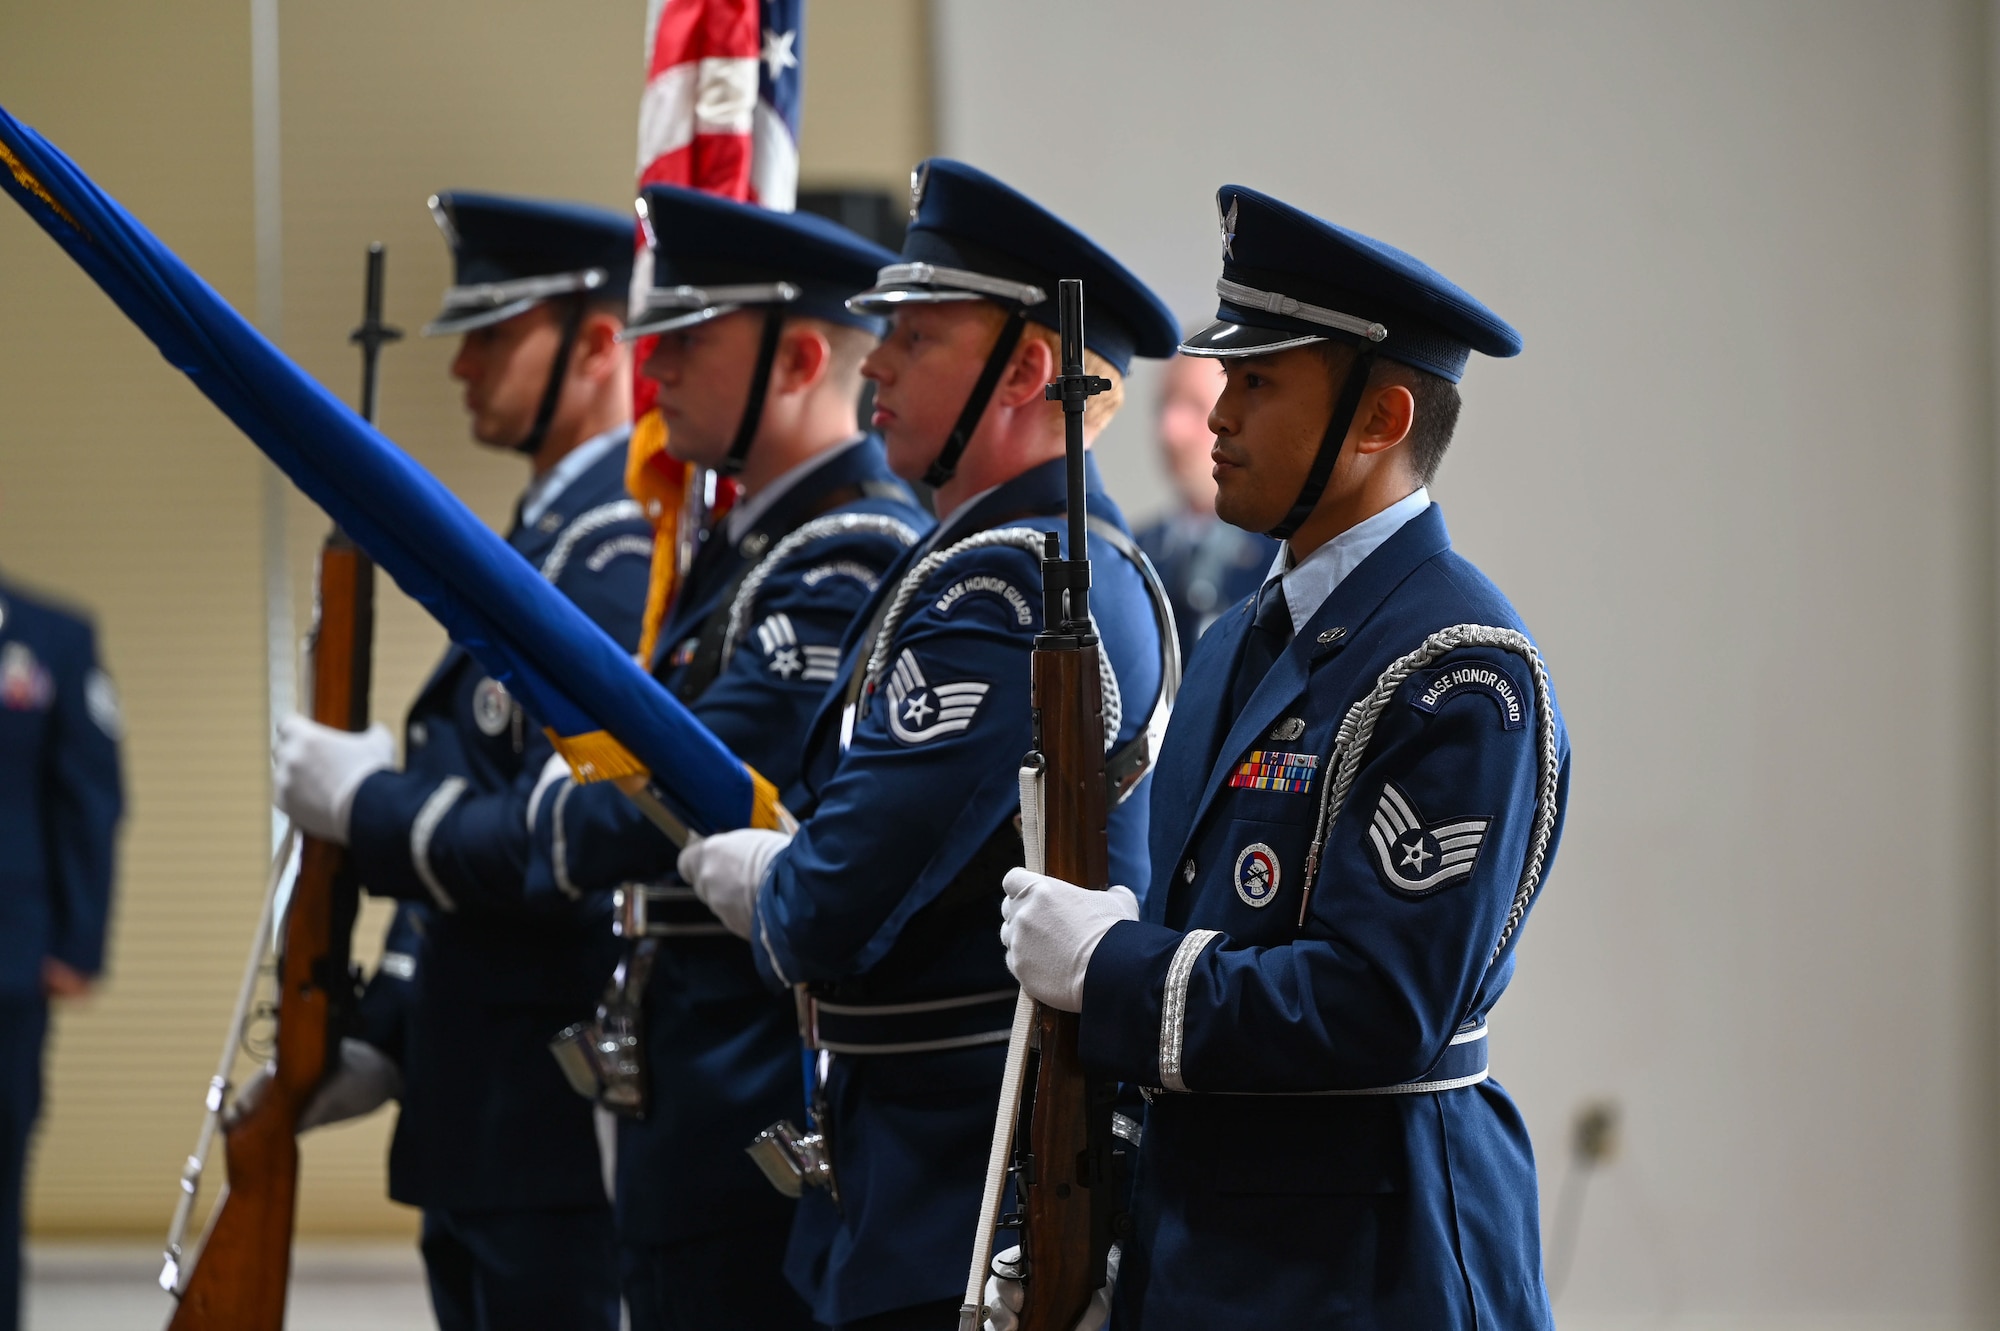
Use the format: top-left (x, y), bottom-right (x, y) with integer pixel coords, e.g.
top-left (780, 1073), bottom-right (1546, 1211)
top-left (344, 435), bottom-right (651, 1331)
top-left (352, 901), bottom-right (426, 1069)
top-left (753, 453), bottom-right (1168, 1327)
top-left (0, 579), bottom-right (121, 1331)
top-left (524, 434), bottom-right (927, 1331)
top-left (1135, 514), bottom-right (1276, 661)
top-left (1080, 503), bottom-right (1570, 1329)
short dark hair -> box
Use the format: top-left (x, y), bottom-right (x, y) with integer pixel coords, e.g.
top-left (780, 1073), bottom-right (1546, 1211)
top-left (1314, 343), bottom-right (1461, 485)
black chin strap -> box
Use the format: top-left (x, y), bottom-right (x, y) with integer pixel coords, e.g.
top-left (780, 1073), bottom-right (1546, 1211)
top-left (514, 296), bottom-right (588, 457)
top-left (718, 308), bottom-right (788, 478)
top-left (1265, 350), bottom-right (1377, 541)
top-left (922, 305), bottom-right (1032, 489)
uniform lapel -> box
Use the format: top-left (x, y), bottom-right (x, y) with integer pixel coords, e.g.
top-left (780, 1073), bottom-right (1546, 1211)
top-left (1143, 599), bottom-right (1251, 922)
top-left (1176, 505), bottom-right (1453, 864)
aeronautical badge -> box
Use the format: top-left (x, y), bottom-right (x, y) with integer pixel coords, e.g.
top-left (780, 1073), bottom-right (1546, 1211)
top-left (756, 613), bottom-right (840, 684)
top-left (884, 647), bottom-right (988, 745)
top-left (472, 677), bottom-right (513, 737)
top-left (0, 642), bottom-right (53, 711)
top-left (1268, 716), bottom-right (1305, 743)
top-left (1233, 842), bottom-right (1281, 908)
top-left (1367, 783), bottom-right (1492, 895)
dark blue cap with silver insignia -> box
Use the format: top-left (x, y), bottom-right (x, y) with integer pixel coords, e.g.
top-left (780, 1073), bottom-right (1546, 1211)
top-left (423, 191), bottom-right (634, 337)
top-left (1181, 184), bottom-right (1521, 384)
top-left (848, 158), bottom-right (1179, 376)
top-left (625, 185), bottom-right (897, 340)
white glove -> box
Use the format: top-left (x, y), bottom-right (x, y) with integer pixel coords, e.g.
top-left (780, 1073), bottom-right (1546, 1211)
top-left (679, 828), bottom-right (792, 939)
top-left (273, 715), bottom-right (395, 845)
top-left (1000, 868), bottom-right (1139, 1013)
top-left (984, 1242), bottom-right (1119, 1331)
top-left (227, 1037), bottom-right (402, 1133)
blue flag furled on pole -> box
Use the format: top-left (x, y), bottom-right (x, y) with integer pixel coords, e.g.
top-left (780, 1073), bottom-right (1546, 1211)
top-left (0, 104), bottom-right (786, 836)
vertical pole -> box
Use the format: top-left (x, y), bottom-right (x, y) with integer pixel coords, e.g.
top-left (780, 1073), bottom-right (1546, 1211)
top-left (251, 0), bottom-right (291, 855)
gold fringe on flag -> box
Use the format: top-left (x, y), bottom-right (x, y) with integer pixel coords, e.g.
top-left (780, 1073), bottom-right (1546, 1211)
top-left (545, 727), bottom-right (649, 785)
top-left (749, 767), bottom-right (795, 834)
top-left (625, 408), bottom-right (692, 668)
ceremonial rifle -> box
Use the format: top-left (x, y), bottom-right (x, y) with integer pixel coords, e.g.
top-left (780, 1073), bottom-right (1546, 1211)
top-left (962, 280), bottom-right (1121, 1330)
top-left (163, 245), bottom-right (399, 1330)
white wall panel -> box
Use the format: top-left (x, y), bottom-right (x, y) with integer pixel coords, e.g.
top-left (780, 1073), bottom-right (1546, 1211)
top-left (935, 2), bottom-right (1997, 1323)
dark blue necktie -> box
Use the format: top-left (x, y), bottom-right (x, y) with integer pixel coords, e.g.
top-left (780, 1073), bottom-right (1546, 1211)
top-left (1230, 578), bottom-right (1293, 715)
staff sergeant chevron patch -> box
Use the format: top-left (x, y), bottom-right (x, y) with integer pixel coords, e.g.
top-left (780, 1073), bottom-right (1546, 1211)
top-left (1367, 782), bottom-right (1492, 895)
top-left (885, 647), bottom-right (989, 745)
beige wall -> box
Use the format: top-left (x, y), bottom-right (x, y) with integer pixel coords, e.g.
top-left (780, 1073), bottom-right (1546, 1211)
top-left (1, 0), bottom-right (932, 1241)
top-left (1, 0), bottom-right (278, 1238)
top-left (936, 0), bottom-right (1999, 1326)
top-left (797, 0), bottom-right (933, 194)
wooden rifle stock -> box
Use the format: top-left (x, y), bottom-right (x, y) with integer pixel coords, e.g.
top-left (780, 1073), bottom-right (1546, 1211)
top-left (169, 245), bottom-right (393, 1329)
top-left (1012, 279), bottom-right (1120, 1330)
top-left (168, 537), bottom-right (372, 1330)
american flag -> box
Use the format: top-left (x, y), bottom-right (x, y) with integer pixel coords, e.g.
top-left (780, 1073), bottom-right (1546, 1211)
top-left (635, 0), bottom-right (803, 208)
top-left (625, 0), bottom-right (805, 663)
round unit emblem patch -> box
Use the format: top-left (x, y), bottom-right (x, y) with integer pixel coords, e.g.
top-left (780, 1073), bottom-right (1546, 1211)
top-left (1233, 842), bottom-right (1281, 909)
top-left (472, 677), bottom-right (512, 737)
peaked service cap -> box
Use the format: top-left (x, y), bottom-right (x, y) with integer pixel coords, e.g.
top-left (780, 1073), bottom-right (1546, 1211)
top-left (848, 158), bottom-right (1179, 375)
top-left (625, 185), bottom-right (899, 340)
top-left (1181, 184), bottom-right (1520, 383)
top-left (423, 190), bottom-right (634, 337)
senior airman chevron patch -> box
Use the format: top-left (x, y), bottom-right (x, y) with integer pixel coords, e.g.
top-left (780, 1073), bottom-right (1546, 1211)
top-left (1367, 782), bottom-right (1491, 894)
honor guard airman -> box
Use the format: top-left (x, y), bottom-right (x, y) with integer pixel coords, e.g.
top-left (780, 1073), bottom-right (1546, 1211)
top-left (0, 575), bottom-right (122, 1331)
top-left (679, 160), bottom-right (1180, 1331)
top-left (518, 187), bottom-right (929, 1331)
top-left (271, 192), bottom-right (652, 1331)
top-left (997, 186), bottom-right (1570, 1329)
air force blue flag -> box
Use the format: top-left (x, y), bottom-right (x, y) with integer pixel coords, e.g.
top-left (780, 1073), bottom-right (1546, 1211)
top-left (0, 104), bottom-right (788, 836)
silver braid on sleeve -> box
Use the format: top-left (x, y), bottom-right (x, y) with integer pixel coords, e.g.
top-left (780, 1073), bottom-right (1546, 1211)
top-left (1158, 929), bottom-right (1224, 1093)
top-left (1300, 624), bottom-right (1560, 957)
top-left (718, 512), bottom-right (921, 665)
top-left (863, 527), bottom-right (1122, 748)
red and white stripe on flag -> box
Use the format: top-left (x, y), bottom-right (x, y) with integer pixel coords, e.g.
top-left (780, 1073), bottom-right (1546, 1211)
top-left (636, 0), bottom-right (760, 202)
top-left (628, 0), bottom-right (808, 661)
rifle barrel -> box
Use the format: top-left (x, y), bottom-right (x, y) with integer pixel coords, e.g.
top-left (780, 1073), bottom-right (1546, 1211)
top-left (350, 242), bottom-right (402, 426)
top-left (1058, 280), bottom-right (1089, 625)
